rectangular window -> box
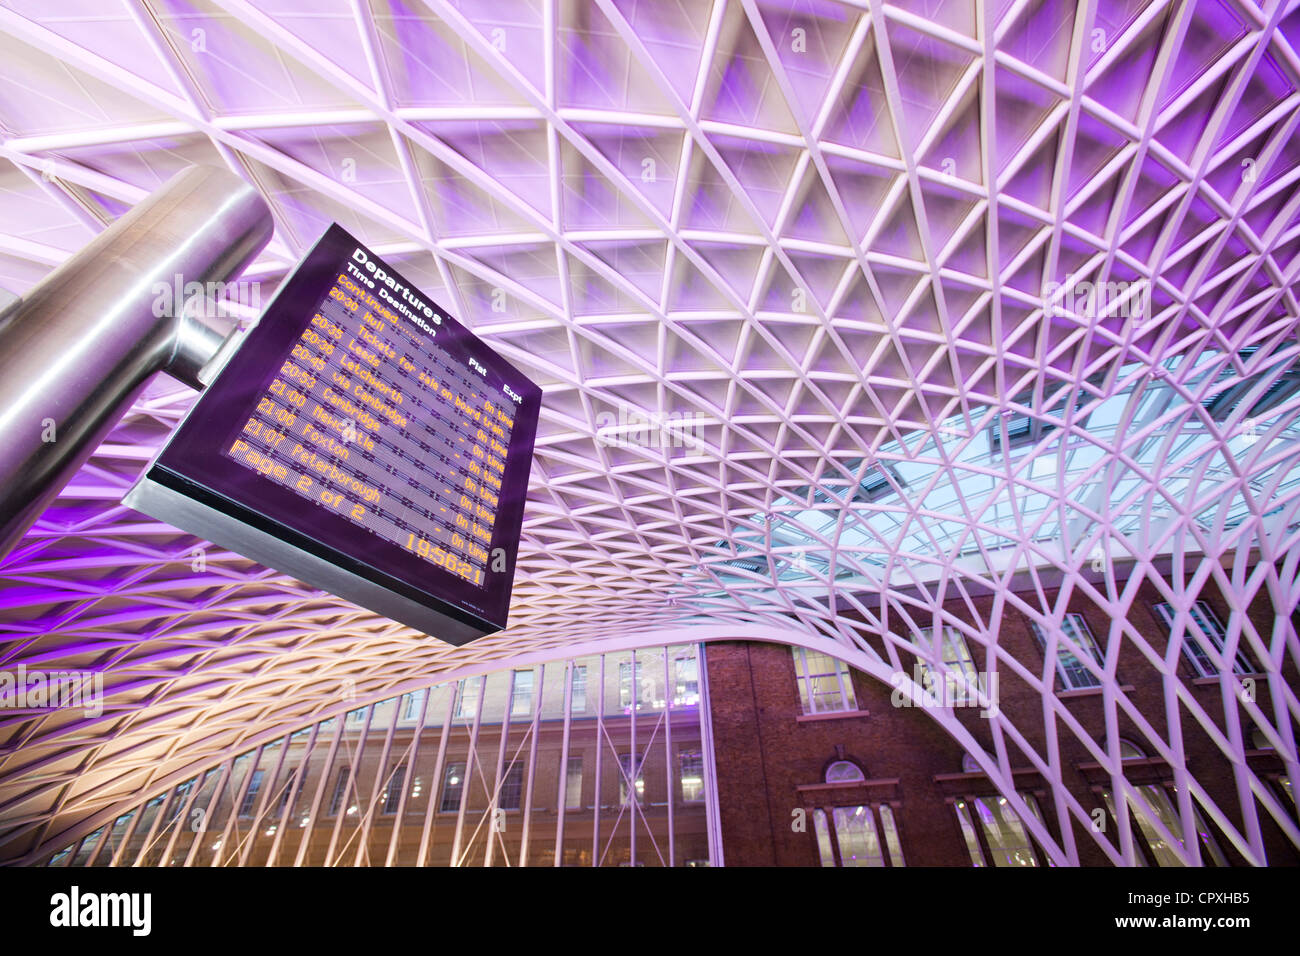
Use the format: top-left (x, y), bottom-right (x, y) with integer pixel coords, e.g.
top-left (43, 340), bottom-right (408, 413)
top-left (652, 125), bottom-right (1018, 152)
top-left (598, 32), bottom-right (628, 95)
top-left (454, 678), bottom-right (480, 720)
top-left (1019, 792), bottom-right (1056, 868)
top-left (1030, 614), bottom-right (1103, 689)
top-left (329, 767), bottom-right (350, 816)
top-left (792, 648), bottom-right (857, 715)
top-left (953, 794), bottom-right (1039, 867)
top-left (879, 805), bottom-right (905, 866)
top-left (499, 763), bottom-right (524, 811)
top-left (276, 770), bottom-right (297, 815)
top-left (239, 769), bottom-right (264, 817)
top-left (383, 765), bottom-right (405, 814)
top-left (402, 689), bottom-right (425, 722)
top-left (1183, 795), bottom-right (1228, 867)
top-left (811, 804), bottom-right (904, 867)
top-left (953, 801), bottom-right (986, 867)
top-left (565, 756), bottom-right (583, 810)
top-left (832, 805), bottom-right (886, 866)
top-left (616, 657), bottom-right (662, 711)
top-left (812, 809), bottom-right (836, 866)
top-left (618, 754), bottom-right (644, 805)
top-left (619, 661), bottom-right (641, 710)
top-left (917, 626), bottom-right (980, 689)
top-left (440, 762), bottom-right (465, 813)
top-left (1154, 602), bottom-right (1253, 678)
top-left (619, 661), bottom-right (632, 708)
top-left (1102, 784), bottom-right (1227, 866)
top-left (570, 665), bottom-right (587, 713)
top-left (989, 410), bottom-right (1036, 453)
top-left (510, 669), bottom-right (535, 718)
top-left (679, 750), bottom-right (704, 803)
top-left (674, 655), bottom-right (699, 706)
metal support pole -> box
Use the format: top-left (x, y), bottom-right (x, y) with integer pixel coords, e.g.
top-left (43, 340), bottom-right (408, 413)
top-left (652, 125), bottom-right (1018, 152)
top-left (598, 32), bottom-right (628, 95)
top-left (0, 165), bottom-right (273, 559)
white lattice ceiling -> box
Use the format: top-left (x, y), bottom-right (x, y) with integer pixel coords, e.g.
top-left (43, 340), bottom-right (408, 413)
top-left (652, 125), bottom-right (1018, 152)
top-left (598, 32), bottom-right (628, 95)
top-left (2, 0), bottom-right (1300, 865)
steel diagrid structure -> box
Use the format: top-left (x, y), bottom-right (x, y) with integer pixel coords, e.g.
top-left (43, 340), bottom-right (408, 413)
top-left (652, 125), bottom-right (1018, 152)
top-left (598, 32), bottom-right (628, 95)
top-left (0, 0), bottom-right (1299, 866)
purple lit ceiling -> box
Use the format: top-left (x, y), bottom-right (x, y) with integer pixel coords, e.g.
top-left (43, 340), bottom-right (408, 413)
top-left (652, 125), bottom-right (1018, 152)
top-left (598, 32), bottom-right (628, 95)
top-left (2, 0), bottom-right (1300, 865)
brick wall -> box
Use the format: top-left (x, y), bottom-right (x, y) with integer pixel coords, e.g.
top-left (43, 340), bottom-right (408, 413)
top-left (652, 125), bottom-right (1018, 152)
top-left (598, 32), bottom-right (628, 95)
top-left (705, 569), bottom-right (1300, 867)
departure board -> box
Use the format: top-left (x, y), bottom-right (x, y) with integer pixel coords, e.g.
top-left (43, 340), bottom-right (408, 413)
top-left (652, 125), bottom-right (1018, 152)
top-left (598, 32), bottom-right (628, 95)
top-left (125, 224), bottom-right (541, 644)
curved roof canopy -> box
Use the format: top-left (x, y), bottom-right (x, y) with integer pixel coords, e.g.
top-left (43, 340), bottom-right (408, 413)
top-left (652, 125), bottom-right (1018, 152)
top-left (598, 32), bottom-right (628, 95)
top-left (2, 0), bottom-right (1300, 864)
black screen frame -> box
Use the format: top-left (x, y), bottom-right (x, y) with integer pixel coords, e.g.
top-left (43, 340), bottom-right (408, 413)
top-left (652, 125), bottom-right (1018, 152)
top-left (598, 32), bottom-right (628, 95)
top-left (148, 223), bottom-right (540, 634)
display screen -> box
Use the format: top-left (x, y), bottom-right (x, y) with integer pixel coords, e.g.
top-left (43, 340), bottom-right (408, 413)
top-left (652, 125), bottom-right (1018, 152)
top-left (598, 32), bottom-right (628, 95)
top-left (135, 224), bottom-right (540, 639)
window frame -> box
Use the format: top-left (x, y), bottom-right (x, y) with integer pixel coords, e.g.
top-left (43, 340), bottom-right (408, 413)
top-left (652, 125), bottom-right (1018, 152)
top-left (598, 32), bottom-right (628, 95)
top-left (328, 766), bottom-right (350, 817)
top-left (402, 689), bottom-right (425, 722)
top-left (852, 464), bottom-right (905, 503)
top-left (498, 763), bottom-right (525, 811)
top-left (1030, 613), bottom-right (1104, 690)
top-left (453, 677), bottom-right (481, 720)
top-left (678, 749), bottom-right (705, 803)
top-left (439, 762), bottom-right (466, 813)
top-left (824, 760), bottom-right (866, 784)
top-left (617, 753), bottom-right (644, 805)
top-left (382, 764), bottom-right (405, 815)
top-left (1108, 742), bottom-right (1229, 866)
top-left (1153, 601), bottom-right (1253, 678)
top-left (564, 755), bottom-right (583, 810)
top-left (791, 647), bottom-right (858, 715)
top-left (510, 669), bottom-right (535, 718)
top-left (811, 803), bottom-right (905, 867)
top-left (276, 769), bottom-right (298, 816)
top-left (238, 769), bottom-right (264, 818)
top-left (916, 625), bottom-right (980, 691)
top-left (952, 792), bottom-right (1043, 868)
top-left (618, 661), bottom-right (641, 710)
top-left (673, 654), bottom-right (699, 706)
top-left (570, 664), bottom-right (587, 713)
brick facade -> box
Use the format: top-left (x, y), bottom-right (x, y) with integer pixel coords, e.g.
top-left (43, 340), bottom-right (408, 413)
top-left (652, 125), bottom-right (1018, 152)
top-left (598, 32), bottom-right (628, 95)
top-left (705, 571), bottom-right (1300, 866)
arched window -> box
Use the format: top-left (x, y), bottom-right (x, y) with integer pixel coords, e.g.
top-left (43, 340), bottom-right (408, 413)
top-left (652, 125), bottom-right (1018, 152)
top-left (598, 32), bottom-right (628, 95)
top-left (1118, 739), bottom-right (1146, 759)
top-left (825, 760), bottom-right (865, 784)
